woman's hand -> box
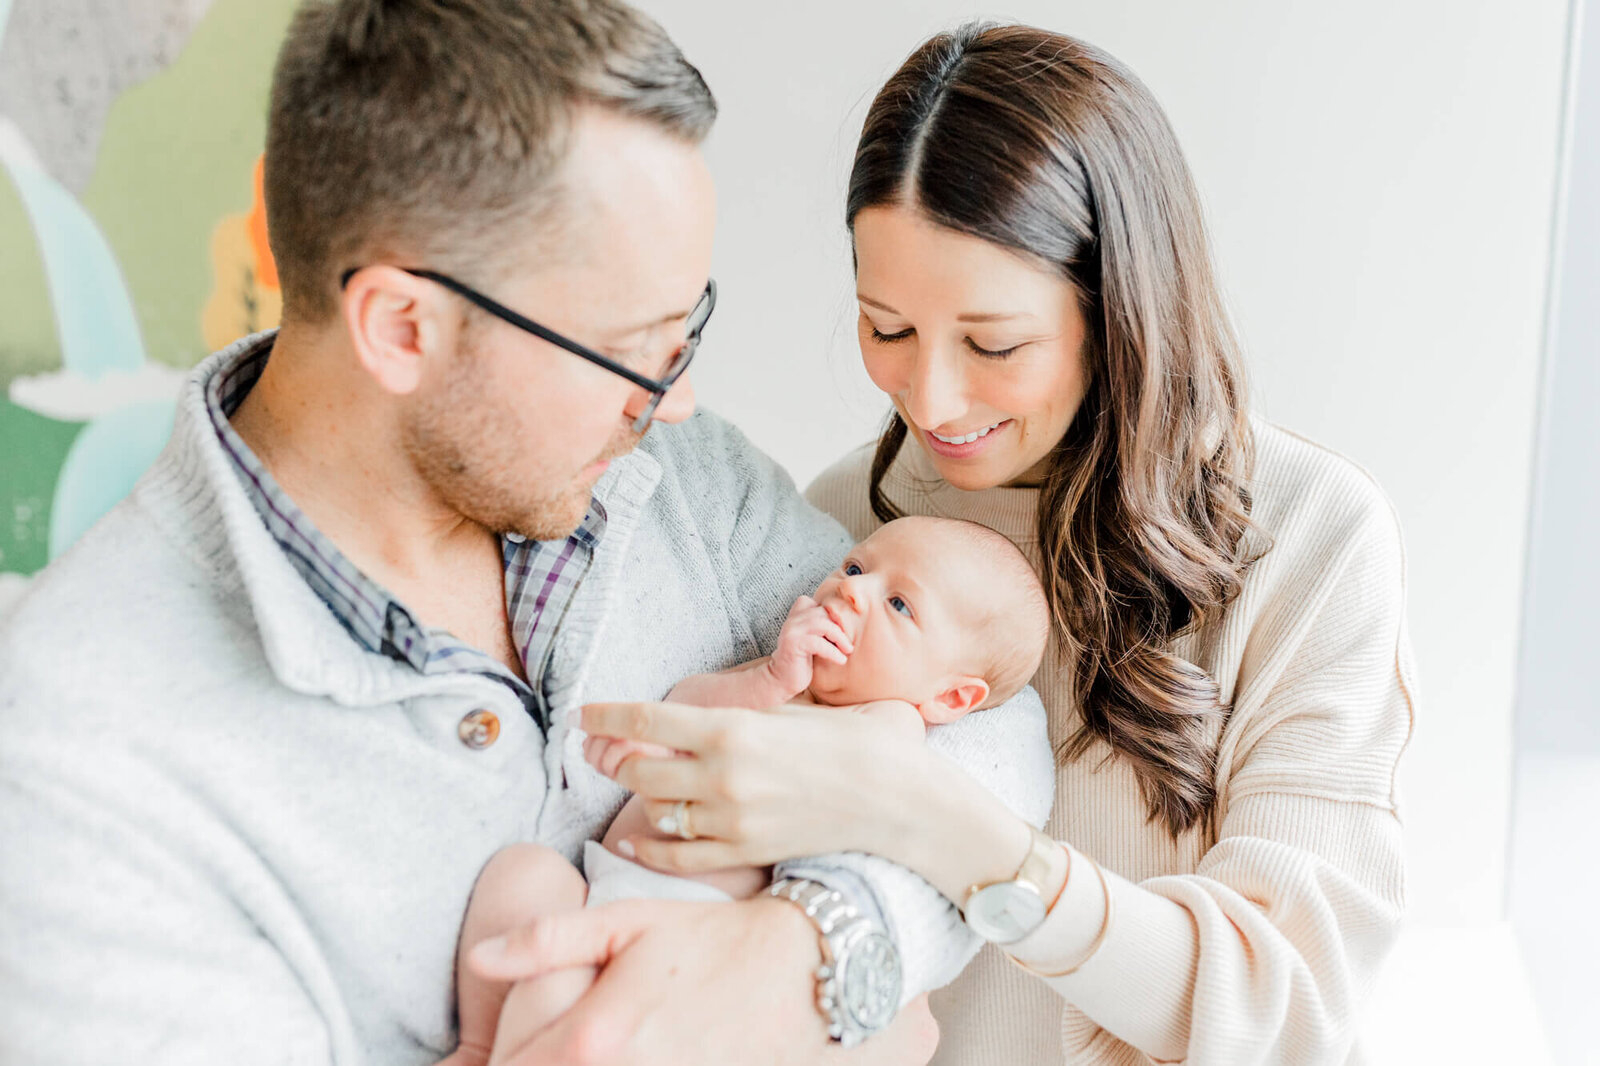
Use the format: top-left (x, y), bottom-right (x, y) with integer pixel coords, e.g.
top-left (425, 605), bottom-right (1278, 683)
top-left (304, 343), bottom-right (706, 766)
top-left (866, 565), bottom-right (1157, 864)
top-left (579, 700), bottom-right (928, 873)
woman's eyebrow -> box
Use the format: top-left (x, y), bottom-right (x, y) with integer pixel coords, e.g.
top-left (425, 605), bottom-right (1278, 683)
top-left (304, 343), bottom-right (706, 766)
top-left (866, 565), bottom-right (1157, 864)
top-left (858, 293), bottom-right (1036, 325)
top-left (956, 310), bottom-right (1033, 323)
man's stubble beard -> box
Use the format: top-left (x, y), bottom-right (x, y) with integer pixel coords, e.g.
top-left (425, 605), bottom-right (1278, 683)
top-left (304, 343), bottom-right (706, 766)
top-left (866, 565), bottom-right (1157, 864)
top-left (402, 337), bottom-right (647, 542)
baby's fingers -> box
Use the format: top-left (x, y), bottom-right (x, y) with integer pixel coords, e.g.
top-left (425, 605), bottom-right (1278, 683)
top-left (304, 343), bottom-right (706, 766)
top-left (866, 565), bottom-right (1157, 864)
top-left (823, 621), bottom-right (853, 655)
top-left (807, 635), bottom-right (848, 665)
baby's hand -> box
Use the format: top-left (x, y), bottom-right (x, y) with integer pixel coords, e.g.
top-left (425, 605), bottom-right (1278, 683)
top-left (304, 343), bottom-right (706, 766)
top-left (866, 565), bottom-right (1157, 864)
top-left (584, 734), bottom-right (676, 780)
top-left (767, 594), bottom-right (852, 696)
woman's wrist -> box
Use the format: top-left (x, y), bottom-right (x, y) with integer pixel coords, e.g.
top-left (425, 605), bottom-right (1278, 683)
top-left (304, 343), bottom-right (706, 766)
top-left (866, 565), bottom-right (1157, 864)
top-left (881, 743), bottom-right (1036, 904)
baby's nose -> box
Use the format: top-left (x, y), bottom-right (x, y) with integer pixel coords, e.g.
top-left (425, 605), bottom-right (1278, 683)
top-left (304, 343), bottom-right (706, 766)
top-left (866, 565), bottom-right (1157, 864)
top-left (838, 579), bottom-right (869, 612)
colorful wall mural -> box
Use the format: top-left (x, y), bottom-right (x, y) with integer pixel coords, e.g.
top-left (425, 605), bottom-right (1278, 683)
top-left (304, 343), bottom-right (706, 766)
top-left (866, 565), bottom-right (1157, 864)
top-left (0, 0), bottom-right (296, 606)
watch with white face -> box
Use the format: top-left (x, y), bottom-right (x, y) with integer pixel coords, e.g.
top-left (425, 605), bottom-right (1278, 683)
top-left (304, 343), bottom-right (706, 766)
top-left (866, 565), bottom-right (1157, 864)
top-left (962, 826), bottom-right (1064, 944)
top-left (768, 878), bottom-right (902, 1047)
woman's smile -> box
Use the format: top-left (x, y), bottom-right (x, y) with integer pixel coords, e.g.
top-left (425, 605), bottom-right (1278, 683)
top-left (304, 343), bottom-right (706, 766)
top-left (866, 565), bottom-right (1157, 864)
top-left (920, 418), bottom-right (1013, 459)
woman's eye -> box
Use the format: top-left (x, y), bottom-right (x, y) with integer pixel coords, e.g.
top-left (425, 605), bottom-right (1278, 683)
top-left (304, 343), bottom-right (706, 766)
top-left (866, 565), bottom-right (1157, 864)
top-left (965, 337), bottom-right (1020, 359)
top-left (888, 596), bottom-right (913, 618)
top-left (870, 326), bottom-right (914, 343)
top-left (843, 563), bottom-right (863, 576)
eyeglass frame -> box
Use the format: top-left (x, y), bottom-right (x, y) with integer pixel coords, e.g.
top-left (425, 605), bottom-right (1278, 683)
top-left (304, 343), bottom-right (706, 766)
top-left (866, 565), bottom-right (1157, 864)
top-left (339, 266), bottom-right (716, 432)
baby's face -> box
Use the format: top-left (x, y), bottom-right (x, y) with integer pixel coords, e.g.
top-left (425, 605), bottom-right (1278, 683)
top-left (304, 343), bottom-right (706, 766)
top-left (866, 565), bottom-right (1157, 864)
top-left (806, 520), bottom-right (988, 709)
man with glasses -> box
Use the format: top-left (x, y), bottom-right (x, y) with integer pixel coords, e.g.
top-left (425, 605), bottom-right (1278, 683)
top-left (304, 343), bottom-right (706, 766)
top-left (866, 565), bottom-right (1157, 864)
top-left (0, 1), bottom-right (1041, 1064)
top-left (346, 268), bottom-right (717, 435)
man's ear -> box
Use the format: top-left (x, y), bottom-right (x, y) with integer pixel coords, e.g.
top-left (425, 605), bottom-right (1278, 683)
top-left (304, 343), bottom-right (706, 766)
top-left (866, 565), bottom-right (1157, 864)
top-left (918, 676), bottom-right (989, 725)
top-left (342, 265), bottom-right (452, 396)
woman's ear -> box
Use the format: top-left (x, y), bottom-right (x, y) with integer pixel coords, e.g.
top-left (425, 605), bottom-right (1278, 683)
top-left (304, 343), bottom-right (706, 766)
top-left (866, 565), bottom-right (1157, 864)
top-left (919, 676), bottom-right (990, 725)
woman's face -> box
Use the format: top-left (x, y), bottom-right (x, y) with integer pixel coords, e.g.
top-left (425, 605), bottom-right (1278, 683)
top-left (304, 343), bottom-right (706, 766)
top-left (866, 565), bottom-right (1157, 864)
top-left (853, 205), bottom-right (1090, 490)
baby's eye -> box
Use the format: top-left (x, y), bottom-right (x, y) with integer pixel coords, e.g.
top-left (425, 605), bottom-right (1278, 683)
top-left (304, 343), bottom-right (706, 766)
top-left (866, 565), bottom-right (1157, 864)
top-left (888, 596), bottom-right (913, 618)
top-left (843, 563), bottom-right (863, 576)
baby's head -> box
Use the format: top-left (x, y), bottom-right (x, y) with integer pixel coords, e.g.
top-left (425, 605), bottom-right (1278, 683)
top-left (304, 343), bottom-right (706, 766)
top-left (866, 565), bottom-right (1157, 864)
top-left (807, 516), bottom-right (1050, 723)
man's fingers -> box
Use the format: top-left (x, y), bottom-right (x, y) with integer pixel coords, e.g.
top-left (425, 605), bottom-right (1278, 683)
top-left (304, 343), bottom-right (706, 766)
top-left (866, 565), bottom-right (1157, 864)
top-left (495, 946), bottom-right (651, 1066)
top-left (582, 700), bottom-right (729, 751)
top-left (469, 902), bottom-right (652, 980)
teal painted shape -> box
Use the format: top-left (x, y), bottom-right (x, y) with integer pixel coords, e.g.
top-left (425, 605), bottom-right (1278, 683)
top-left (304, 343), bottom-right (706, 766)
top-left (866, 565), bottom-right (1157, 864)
top-left (0, 125), bottom-right (146, 378)
top-left (48, 400), bottom-right (175, 559)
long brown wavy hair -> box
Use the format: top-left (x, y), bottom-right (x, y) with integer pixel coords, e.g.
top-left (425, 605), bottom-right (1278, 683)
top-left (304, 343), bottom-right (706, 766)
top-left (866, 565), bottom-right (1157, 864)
top-left (851, 24), bottom-right (1262, 838)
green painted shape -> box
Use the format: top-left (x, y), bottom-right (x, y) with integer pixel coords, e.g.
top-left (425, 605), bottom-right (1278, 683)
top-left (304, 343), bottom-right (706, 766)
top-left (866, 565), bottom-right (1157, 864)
top-left (0, 167), bottom-right (64, 389)
top-left (0, 400), bottom-right (83, 575)
top-left (81, 0), bottom-right (299, 370)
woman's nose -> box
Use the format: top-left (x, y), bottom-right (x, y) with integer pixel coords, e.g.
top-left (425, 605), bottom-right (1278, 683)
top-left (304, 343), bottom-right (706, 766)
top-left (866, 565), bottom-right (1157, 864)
top-left (902, 347), bottom-right (967, 431)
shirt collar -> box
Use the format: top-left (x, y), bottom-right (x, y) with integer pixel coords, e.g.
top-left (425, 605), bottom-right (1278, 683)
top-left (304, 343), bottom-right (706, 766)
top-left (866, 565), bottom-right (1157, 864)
top-left (202, 334), bottom-right (603, 691)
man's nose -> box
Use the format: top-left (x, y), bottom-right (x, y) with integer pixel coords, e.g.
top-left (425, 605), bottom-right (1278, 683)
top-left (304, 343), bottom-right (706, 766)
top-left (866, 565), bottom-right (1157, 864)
top-left (632, 371), bottom-right (696, 427)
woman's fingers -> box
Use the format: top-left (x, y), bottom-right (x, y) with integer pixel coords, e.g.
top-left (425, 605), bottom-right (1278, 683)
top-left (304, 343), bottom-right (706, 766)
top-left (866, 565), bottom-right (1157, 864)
top-left (613, 748), bottom-right (714, 800)
top-left (582, 700), bottom-right (731, 751)
top-left (636, 796), bottom-right (747, 842)
top-left (628, 836), bottom-right (749, 875)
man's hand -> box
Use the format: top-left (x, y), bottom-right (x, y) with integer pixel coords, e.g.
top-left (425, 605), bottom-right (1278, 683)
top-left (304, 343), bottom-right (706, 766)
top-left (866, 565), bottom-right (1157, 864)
top-left (470, 896), bottom-right (937, 1066)
top-left (766, 595), bottom-right (852, 696)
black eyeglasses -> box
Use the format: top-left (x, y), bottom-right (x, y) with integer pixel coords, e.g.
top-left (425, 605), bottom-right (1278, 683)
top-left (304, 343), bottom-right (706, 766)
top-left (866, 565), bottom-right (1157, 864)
top-left (341, 267), bottom-right (716, 432)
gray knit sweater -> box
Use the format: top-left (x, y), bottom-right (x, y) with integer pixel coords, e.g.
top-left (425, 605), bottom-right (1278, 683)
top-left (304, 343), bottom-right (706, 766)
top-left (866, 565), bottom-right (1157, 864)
top-left (0, 336), bottom-right (1053, 1065)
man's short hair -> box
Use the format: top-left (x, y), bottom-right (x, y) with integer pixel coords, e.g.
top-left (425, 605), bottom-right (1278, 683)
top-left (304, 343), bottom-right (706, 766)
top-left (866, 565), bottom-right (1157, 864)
top-left (264, 0), bottom-right (717, 323)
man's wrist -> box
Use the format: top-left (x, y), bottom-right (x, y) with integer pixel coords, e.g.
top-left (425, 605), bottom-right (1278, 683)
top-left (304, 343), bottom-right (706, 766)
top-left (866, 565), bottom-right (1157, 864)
top-left (767, 877), bottom-right (903, 1047)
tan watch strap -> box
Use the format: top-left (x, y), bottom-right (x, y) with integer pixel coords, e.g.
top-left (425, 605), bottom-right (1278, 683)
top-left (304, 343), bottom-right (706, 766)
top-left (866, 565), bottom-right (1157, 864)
top-left (965, 824), bottom-right (1066, 910)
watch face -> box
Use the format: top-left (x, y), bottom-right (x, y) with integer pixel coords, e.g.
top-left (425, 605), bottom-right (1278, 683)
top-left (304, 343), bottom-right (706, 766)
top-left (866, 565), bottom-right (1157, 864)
top-left (840, 932), bottom-right (902, 1033)
top-left (965, 882), bottom-right (1047, 944)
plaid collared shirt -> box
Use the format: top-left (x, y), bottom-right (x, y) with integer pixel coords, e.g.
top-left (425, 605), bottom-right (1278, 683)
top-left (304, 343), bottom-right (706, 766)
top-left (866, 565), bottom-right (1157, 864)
top-left (207, 337), bottom-right (605, 732)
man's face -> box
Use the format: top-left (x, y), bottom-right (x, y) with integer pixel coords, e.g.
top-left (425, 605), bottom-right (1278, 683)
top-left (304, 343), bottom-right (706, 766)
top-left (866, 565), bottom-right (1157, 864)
top-left (806, 519), bottom-right (991, 709)
top-left (404, 107), bottom-right (717, 541)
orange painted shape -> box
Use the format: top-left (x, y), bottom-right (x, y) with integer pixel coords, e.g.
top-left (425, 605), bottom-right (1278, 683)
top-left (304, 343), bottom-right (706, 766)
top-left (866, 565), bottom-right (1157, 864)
top-left (248, 154), bottom-right (279, 290)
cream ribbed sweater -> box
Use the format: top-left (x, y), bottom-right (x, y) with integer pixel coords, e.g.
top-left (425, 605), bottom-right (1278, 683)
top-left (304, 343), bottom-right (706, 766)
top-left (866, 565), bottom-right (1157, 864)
top-left (806, 420), bottom-right (1416, 1065)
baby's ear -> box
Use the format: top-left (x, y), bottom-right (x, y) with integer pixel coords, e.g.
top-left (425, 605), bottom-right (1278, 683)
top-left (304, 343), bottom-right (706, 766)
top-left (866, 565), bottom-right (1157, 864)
top-left (920, 676), bottom-right (990, 725)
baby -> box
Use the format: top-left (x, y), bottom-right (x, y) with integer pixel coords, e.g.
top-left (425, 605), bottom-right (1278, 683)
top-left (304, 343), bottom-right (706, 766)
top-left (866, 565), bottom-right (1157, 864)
top-left (444, 516), bottom-right (1049, 1066)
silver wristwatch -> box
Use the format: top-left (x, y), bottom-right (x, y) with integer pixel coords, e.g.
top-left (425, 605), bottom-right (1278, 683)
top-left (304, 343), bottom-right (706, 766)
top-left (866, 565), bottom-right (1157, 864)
top-left (767, 877), bottom-right (902, 1047)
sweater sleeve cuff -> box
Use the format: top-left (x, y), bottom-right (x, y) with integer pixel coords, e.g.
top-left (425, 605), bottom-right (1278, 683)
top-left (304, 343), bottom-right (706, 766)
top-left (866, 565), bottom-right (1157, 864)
top-left (775, 862), bottom-right (889, 933)
top-left (1005, 845), bottom-right (1200, 1060)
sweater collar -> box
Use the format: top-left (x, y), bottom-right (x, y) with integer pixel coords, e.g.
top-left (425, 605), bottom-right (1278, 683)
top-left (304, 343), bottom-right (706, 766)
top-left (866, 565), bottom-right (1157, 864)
top-left (134, 330), bottom-right (660, 706)
top-left (881, 435), bottom-right (1041, 547)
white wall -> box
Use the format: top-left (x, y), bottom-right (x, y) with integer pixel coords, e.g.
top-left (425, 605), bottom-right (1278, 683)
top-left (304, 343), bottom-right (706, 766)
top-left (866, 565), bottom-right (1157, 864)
top-left (636, 0), bottom-right (1573, 926)
top-left (1518, 0), bottom-right (1599, 756)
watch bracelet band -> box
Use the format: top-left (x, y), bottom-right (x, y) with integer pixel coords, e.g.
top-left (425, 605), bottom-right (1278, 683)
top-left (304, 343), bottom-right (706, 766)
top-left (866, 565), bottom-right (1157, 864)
top-left (768, 876), bottom-right (895, 1046)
